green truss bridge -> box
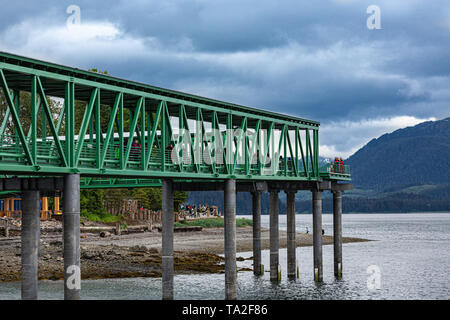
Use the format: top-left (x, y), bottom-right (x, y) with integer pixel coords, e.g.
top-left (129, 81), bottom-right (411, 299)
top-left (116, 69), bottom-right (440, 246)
top-left (0, 51), bottom-right (349, 185)
top-left (0, 51), bottom-right (353, 301)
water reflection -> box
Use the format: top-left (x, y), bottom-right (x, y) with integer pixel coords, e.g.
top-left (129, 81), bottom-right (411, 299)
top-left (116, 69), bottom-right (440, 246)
top-left (0, 213), bottom-right (449, 300)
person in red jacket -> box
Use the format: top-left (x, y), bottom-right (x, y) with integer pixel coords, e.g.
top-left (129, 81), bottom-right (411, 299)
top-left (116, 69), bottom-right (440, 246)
top-left (334, 157), bottom-right (339, 173)
top-left (131, 138), bottom-right (141, 160)
top-left (339, 157), bottom-right (344, 173)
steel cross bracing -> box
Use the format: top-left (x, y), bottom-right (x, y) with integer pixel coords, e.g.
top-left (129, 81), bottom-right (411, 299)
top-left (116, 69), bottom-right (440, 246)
top-left (0, 52), bottom-right (350, 183)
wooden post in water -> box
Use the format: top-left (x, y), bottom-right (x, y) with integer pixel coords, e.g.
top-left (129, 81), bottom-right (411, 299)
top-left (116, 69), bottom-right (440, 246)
top-left (5, 220), bottom-right (9, 238)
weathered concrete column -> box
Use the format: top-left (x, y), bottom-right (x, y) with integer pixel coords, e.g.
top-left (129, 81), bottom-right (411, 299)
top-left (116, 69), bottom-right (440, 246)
top-left (333, 190), bottom-right (343, 278)
top-left (312, 190), bottom-right (323, 282)
top-left (252, 191), bottom-right (262, 276)
top-left (224, 179), bottom-right (237, 300)
top-left (21, 190), bottom-right (40, 300)
top-left (162, 179), bottom-right (174, 300)
top-left (63, 174), bottom-right (81, 300)
top-left (286, 191), bottom-right (296, 280)
top-left (269, 190), bottom-right (279, 282)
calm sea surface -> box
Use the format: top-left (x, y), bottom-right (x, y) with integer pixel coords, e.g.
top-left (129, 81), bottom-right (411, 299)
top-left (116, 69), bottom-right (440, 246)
top-left (1, 213), bottom-right (449, 300)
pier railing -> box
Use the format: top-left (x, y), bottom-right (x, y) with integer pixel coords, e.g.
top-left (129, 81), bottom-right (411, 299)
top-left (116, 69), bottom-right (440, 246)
top-left (319, 164), bottom-right (351, 180)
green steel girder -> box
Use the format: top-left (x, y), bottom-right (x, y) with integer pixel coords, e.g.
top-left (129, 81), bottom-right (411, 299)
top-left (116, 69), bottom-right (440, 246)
top-left (37, 76), bottom-right (67, 167)
top-left (0, 51), bottom-right (351, 182)
top-left (79, 177), bottom-right (161, 189)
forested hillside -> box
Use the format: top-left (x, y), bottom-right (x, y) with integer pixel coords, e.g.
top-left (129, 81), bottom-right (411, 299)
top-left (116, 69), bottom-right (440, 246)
top-left (346, 117), bottom-right (450, 192)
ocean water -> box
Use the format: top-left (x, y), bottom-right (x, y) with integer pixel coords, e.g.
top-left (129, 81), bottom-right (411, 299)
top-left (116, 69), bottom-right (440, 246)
top-left (0, 213), bottom-right (449, 300)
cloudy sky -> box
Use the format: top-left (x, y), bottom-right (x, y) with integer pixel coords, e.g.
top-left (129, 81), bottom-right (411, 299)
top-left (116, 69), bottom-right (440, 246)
top-left (0, 0), bottom-right (448, 158)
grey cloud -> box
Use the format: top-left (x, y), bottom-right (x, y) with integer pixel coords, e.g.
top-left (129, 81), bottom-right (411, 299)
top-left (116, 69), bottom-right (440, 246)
top-left (0, 0), bottom-right (449, 157)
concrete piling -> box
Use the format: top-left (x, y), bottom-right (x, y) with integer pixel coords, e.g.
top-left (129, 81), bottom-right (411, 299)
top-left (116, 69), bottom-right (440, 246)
top-left (286, 191), bottom-right (296, 280)
top-left (224, 179), bottom-right (237, 300)
top-left (269, 190), bottom-right (279, 282)
top-left (333, 190), bottom-right (343, 278)
top-left (0, 176), bottom-right (353, 300)
top-left (21, 190), bottom-right (40, 300)
top-left (252, 191), bottom-right (262, 276)
top-left (63, 174), bottom-right (81, 300)
top-left (162, 179), bottom-right (174, 300)
top-left (312, 190), bottom-right (323, 282)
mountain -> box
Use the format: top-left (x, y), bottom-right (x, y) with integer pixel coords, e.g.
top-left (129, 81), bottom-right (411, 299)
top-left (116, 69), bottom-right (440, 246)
top-left (346, 117), bottom-right (450, 192)
top-left (337, 117), bottom-right (450, 212)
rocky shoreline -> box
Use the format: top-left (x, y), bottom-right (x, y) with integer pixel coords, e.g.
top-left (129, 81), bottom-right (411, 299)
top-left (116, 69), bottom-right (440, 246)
top-left (0, 241), bottom-right (238, 282)
top-left (0, 221), bottom-right (370, 282)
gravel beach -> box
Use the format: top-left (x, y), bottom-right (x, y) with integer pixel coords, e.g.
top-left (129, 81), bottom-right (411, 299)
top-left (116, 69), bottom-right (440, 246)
top-left (81, 226), bottom-right (369, 254)
top-left (0, 225), bottom-right (369, 282)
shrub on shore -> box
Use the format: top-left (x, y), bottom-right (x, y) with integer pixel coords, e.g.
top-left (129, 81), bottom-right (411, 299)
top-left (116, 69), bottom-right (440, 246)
top-left (80, 212), bottom-right (252, 227)
top-left (81, 209), bottom-right (123, 223)
top-left (174, 217), bottom-right (252, 228)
